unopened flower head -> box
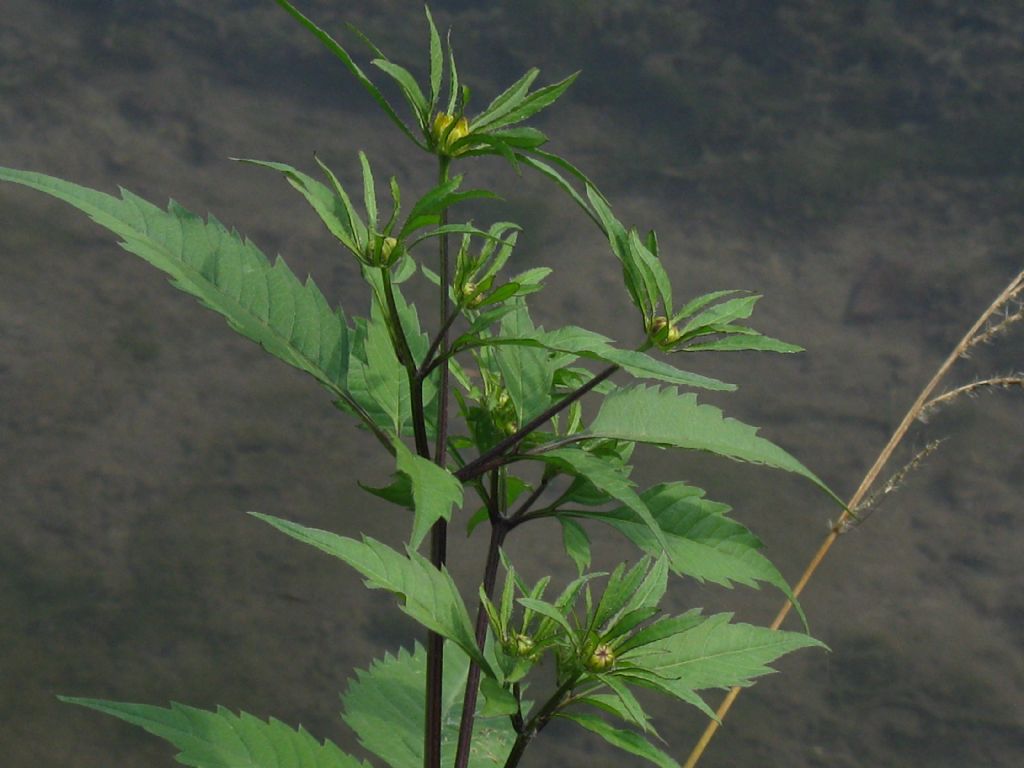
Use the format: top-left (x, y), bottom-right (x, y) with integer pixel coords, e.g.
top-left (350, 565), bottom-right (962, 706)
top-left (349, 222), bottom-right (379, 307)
top-left (432, 112), bottom-right (470, 156)
top-left (586, 642), bottom-right (615, 672)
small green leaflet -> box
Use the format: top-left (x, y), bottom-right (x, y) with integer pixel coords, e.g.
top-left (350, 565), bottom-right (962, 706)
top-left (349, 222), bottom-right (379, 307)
top-left (341, 644), bottom-right (516, 768)
top-left (589, 385), bottom-right (842, 504)
top-left (392, 438), bottom-right (463, 550)
top-left (249, 512), bottom-right (492, 677)
top-left (0, 168), bottom-right (351, 401)
top-left (61, 697), bottom-right (368, 768)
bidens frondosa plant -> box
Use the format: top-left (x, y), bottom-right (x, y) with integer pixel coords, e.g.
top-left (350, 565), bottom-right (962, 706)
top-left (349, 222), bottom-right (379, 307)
top-left (1, 2), bottom-right (857, 767)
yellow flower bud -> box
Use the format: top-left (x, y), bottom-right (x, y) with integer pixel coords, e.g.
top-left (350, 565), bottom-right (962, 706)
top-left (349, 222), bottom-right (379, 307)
top-left (366, 235), bottom-right (400, 266)
top-left (380, 236), bottom-right (398, 261)
top-left (649, 316), bottom-right (669, 335)
top-left (461, 281), bottom-right (483, 307)
top-left (432, 112), bottom-right (470, 156)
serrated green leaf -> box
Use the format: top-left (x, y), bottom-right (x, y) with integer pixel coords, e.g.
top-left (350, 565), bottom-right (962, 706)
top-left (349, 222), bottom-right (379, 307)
top-left (576, 481), bottom-right (806, 625)
top-left (0, 168), bottom-right (351, 402)
top-left (356, 301), bottom-right (410, 434)
top-left (249, 513), bottom-right (491, 675)
top-left (671, 290), bottom-right (741, 322)
top-left (341, 643), bottom-right (515, 768)
top-left (589, 386), bottom-right (841, 504)
top-left (475, 72), bottom-right (579, 133)
top-left (678, 295), bottom-right (758, 337)
top-left (471, 68), bottom-right (540, 132)
top-left (234, 158), bottom-right (365, 254)
top-left (556, 712), bottom-right (678, 768)
top-left (392, 438), bottom-right (463, 550)
top-left (682, 333), bottom-right (803, 353)
top-left (61, 697), bottom-right (367, 768)
top-left (626, 613), bottom-right (824, 691)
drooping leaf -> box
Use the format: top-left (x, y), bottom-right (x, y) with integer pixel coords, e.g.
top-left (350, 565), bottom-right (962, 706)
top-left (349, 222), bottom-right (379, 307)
top-left (61, 697), bottom-right (368, 768)
top-left (392, 438), bottom-right (464, 550)
top-left (556, 712), bottom-right (678, 768)
top-left (559, 517), bottom-right (591, 575)
top-left (341, 644), bottom-right (515, 768)
top-left (249, 513), bottom-right (491, 675)
top-left (533, 447), bottom-right (668, 552)
top-left (589, 385), bottom-right (841, 503)
top-left (0, 168), bottom-right (351, 399)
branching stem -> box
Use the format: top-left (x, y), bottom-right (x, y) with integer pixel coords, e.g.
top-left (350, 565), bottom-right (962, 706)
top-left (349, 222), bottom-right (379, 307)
top-left (502, 678), bottom-right (577, 768)
top-left (455, 364), bottom-right (618, 483)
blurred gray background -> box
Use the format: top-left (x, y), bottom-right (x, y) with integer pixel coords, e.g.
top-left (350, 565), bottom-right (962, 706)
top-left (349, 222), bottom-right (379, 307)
top-left (1, 1), bottom-right (1022, 766)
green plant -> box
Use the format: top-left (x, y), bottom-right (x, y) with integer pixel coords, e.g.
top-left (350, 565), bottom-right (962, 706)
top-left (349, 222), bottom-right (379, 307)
top-left (1, 3), bottom-right (856, 767)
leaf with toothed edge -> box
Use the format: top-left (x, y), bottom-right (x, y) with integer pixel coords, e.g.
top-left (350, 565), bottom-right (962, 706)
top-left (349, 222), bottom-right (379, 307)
top-left (0, 167), bottom-right (351, 401)
top-left (60, 697), bottom-right (369, 768)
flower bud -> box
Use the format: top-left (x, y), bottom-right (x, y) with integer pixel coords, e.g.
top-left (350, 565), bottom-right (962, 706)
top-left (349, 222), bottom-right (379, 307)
top-left (649, 316), bottom-right (669, 335)
top-left (505, 633), bottom-right (535, 658)
top-left (461, 281), bottom-right (484, 308)
top-left (586, 642), bottom-right (615, 672)
top-left (649, 315), bottom-right (681, 346)
top-left (432, 112), bottom-right (470, 156)
top-left (366, 235), bottom-right (400, 266)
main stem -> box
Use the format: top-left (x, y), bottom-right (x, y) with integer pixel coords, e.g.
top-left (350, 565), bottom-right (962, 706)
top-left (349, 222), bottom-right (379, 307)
top-left (424, 157), bottom-right (453, 768)
top-left (682, 268), bottom-right (1024, 768)
top-left (453, 491), bottom-right (508, 768)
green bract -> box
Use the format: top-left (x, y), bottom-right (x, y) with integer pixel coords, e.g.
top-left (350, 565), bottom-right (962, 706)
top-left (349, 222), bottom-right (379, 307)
top-left (0, 4), bottom-right (844, 768)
